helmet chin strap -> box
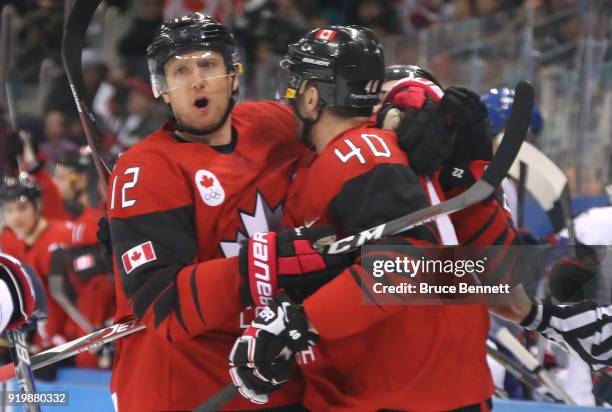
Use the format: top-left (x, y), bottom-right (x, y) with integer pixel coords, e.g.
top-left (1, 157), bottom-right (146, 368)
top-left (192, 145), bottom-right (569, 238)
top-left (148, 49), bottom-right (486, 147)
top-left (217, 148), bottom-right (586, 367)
top-left (293, 94), bottom-right (326, 148)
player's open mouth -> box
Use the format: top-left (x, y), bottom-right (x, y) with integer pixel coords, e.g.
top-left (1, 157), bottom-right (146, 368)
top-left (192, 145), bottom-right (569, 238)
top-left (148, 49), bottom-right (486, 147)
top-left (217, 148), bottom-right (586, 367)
top-left (194, 98), bottom-right (208, 109)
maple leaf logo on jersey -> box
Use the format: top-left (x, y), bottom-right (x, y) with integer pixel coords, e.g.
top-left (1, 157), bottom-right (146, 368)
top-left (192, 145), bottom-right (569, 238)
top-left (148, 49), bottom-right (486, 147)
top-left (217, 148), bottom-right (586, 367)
top-left (195, 169), bottom-right (225, 207)
top-left (121, 241), bottom-right (157, 274)
top-left (220, 192), bottom-right (283, 257)
top-left (200, 176), bottom-right (214, 188)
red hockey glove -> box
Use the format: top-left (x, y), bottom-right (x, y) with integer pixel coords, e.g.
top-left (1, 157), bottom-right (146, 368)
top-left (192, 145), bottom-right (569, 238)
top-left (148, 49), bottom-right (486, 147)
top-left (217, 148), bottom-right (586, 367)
top-left (0, 253), bottom-right (47, 331)
top-left (229, 291), bottom-right (317, 404)
top-left (238, 225), bottom-right (354, 306)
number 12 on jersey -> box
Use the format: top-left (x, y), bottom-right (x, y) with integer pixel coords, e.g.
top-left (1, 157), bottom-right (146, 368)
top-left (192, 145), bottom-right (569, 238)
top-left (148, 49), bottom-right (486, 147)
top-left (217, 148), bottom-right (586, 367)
top-left (110, 167), bottom-right (140, 210)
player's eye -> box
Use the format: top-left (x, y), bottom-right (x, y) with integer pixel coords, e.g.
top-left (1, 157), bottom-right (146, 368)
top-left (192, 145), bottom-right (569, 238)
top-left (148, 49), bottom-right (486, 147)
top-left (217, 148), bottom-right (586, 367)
top-left (173, 65), bottom-right (188, 76)
top-left (198, 59), bottom-right (219, 70)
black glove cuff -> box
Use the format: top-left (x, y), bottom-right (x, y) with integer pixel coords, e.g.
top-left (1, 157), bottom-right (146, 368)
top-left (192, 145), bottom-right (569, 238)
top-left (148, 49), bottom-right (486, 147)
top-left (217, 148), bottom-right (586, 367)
top-left (438, 163), bottom-right (475, 192)
top-left (520, 297), bottom-right (553, 331)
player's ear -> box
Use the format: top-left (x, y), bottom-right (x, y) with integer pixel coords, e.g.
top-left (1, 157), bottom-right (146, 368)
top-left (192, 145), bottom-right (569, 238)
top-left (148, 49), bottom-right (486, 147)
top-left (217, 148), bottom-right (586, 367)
top-left (230, 72), bottom-right (239, 93)
top-left (162, 93), bottom-right (170, 104)
top-left (305, 85), bottom-right (319, 114)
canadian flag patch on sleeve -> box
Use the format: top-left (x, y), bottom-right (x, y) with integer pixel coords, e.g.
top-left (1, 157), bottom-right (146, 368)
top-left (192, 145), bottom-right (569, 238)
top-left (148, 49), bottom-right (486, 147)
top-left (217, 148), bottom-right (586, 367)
top-left (121, 241), bottom-right (157, 274)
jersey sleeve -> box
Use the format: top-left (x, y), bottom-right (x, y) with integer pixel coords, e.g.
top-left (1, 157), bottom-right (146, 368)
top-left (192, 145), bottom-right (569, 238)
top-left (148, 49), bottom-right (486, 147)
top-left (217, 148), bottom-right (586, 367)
top-left (31, 168), bottom-right (70, 221)
top-left (107, 149), bottom-right (244, 342)
top-left (304, 144), bottom-right (441, 339)
top-left (440, 161), bottom-right (520, 288)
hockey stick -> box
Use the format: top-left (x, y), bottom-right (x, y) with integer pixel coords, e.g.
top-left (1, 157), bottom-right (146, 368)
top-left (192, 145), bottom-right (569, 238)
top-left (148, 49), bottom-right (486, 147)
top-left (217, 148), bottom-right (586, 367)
top-left (507, 141), bottom-right (576, 241)
top-left (48, 274), bottom-right (94, 333)
top-left (318, 81), bottom-right (534, 255)
top-left (62, 0), bottom-right (113, 187)
top-left (0, 318), bottom-right (145, 383)
top-left (0, 5), bottom-right (18, 132)
top-left (0, 81), bottom-right (534, 398)
top-left (486, 337), bottom-right (563, 403)
top-left (487, 339), bottom-right (541, 391)
top-left (495, 327), bottom-right (575, 404)
top-left (516, 161), bottom-right (528, 227)
top-left (194, 82), bottom-right (535, 411)
top-left (4, 329), bottom-right (41, 412)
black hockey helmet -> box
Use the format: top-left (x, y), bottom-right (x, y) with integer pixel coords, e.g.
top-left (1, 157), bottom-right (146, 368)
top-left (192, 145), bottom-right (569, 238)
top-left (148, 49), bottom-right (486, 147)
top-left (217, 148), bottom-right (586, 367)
top-left (56, 151), bottom-right (91, 173)
top-left (146, 12), bottom-right (240, 98)
top-left (0, 176), bottom-right (42, 204)
top-left (384, 64), bottom-right (441, 87)
top-left (279, 25), bottom-right (384, 109)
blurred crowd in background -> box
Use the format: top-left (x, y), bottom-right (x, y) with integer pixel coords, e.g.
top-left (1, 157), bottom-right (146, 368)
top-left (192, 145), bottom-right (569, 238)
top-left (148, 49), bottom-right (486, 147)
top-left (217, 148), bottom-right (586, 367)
top-left (0, 0), bottom-right (610, 200)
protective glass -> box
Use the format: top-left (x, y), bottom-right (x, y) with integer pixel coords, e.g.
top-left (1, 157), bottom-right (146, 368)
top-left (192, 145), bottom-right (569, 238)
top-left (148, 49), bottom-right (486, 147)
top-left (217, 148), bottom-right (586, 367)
top-left (149, 51), bottom-right (241, 98)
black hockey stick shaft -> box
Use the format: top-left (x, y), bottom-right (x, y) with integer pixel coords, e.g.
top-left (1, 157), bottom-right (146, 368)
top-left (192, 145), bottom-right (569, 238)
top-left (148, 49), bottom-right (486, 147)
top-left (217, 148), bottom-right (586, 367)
top-left (195, 81), bottom-right (534, 412)
top-left (517, 161), bottom-right (528, 227)
top-left (5, 329), bottom-right (40, 412)
top-left (193, 385), bottom-right (238, 412)
top-left (319, 81), bottom-right (534, 255)
top-left (62, 0), bottom-right (113, 188)
top-left (1, 5), bottom-right (18, 133)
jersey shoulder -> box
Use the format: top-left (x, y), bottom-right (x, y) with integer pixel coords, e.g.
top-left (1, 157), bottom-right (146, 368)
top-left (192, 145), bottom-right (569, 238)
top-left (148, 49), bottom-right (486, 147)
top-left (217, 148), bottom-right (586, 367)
top-left (233, 101), bottom-right (297, 143)
top-left (233, 101), bottom-right (304, 163)
top-left (108, 127), bottom-right (192, 219)
top-left (114, 125), bottom-right (178, 168)
top-left (44, 220), bottom-right (76, 246)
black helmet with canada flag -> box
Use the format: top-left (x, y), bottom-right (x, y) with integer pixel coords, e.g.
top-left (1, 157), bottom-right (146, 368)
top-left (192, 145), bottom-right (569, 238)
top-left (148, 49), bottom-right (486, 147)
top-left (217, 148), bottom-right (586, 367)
top-left (278, 25), bottom-right (384, 109)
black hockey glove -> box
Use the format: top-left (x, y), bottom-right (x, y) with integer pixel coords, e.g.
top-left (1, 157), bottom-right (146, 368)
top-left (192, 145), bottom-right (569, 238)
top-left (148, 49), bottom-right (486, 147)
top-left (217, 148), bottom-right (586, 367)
top-left (441, 86), bottom-right (492, 162)
top-left (96, 217), bottom-right (113, 257)
top-left (377, 95), bottom-right (453, 176)
top-left (548, 257), bottom-right (597, 303)
top-left (521, 297), bottom-right (612, 371)
top-left (229, 291), bottom-right (317, 404)
top-left (238, 226), bottom-right (354, 306)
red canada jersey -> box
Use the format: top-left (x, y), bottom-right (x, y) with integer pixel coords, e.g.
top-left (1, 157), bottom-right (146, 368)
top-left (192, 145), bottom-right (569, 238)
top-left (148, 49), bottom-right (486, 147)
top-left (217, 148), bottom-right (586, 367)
top-left (71, 205), bottom-right (104, 245)
top-left (0, 221), bottom-right (75, 344)
top-left (50, 243), bottom-right (115, 367)
top-left (283, 123), bottom-right (493, 411)
top-left (32, 168), bottom-right (104, 245)
top-left (107, 101), bottom-right (306, 411)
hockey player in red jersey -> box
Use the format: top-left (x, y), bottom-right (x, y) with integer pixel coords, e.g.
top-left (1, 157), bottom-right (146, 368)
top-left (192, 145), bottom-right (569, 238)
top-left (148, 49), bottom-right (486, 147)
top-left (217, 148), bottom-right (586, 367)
top-left (106, 13), bottom-right (356, 412)
top-left (0, 177), bottom-right (75, 347)
top-left (229, 26), bottom-right (495, 411)
top-left (15, 133), bottom-right (104, 244)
